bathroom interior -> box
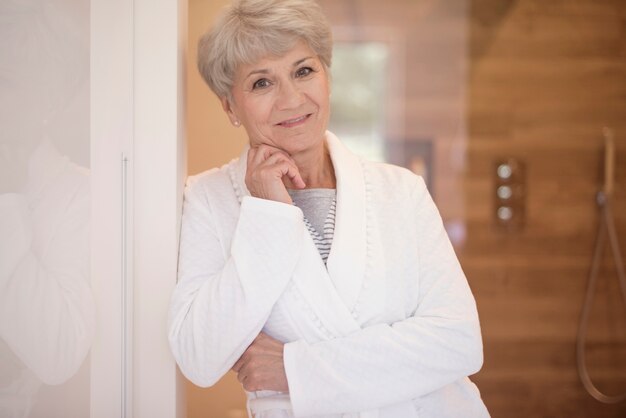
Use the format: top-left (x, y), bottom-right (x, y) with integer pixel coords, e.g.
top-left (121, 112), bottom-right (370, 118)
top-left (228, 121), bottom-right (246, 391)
top-left (1, 0), bottom-right (624, 417)
top-left (185, 0), bottom-right (626, 417)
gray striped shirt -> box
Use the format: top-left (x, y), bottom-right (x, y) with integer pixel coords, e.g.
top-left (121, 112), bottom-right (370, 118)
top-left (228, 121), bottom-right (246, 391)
top-left (288, 188), bottom-right (337, 264)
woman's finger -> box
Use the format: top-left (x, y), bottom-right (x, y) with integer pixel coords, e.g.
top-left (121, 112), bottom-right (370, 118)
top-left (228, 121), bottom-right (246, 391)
top-left (245, 144), bottom-right (306, 201)
top-left (271, 160), bottom-right (305, 189)
top-left (259, 150), bottom-right (296, 169)
top-left (283, 163), bottom-right (306, 189)
top-left (232, 356), bottom-right (244, 373)
top-left (254, 153), bottom-right (305, 188)
top-left (250, 144), bottom-right (288, 166)
top-left (236, 370), bottom-right (245, 384)
top-left (263, 156), bottom-right (304, 189)
top-left (232, 344), bottom-right (252, 373)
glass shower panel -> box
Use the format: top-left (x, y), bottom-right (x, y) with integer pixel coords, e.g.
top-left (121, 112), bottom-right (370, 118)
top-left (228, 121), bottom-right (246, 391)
top-left (0, 1), bottom-right (93, 417)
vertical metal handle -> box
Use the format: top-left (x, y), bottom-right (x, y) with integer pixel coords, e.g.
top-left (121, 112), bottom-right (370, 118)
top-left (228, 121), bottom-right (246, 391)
top-left (121, 153), bottom-right (131, 418)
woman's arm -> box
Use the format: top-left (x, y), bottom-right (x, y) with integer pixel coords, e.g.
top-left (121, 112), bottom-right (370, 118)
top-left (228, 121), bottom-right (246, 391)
top-left (282, 176), bottom-right (483, 416)
top-left (168, 174), bottom-right (304, 387)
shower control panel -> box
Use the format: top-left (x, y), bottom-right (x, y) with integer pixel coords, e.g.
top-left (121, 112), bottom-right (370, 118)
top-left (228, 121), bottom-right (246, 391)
top-left (494, 158), bottom-right (526, 228)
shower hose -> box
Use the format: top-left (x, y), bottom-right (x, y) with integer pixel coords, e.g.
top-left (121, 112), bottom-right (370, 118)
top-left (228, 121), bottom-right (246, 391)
top-left (576, 190), bottom-right (626, 403)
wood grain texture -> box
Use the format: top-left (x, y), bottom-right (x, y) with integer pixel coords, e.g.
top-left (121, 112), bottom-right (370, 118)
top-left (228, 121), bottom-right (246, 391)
top-left (467, 0), bottom-right (626, 416)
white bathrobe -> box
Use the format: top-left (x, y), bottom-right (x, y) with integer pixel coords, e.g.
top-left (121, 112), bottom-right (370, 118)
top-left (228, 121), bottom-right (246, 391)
top-left (168, 132), bottom-right (489, 418)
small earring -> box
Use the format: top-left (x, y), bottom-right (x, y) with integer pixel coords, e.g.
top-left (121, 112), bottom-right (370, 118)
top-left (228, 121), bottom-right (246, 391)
top-left (234, 120), bottom-right (241, 127)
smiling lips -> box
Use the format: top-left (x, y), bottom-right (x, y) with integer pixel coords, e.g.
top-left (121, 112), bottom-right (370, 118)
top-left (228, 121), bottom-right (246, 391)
top-left (277, 113), bottom-right (311, 128)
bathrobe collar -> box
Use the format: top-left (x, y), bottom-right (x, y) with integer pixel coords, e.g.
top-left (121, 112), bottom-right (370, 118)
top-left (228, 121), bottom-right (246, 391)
top-left (231, 131), bottom-right (367, 312)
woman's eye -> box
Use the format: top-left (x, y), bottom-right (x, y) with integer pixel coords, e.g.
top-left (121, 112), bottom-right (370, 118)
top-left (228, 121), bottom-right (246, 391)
top-left (252, 78), bottom-right (271, 90)
top-left (295, 67), bottom-right (314, 78)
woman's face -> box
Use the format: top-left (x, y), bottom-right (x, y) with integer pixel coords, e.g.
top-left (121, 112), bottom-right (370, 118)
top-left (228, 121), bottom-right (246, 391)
top-left (224, 40), bottom-right (330, 156)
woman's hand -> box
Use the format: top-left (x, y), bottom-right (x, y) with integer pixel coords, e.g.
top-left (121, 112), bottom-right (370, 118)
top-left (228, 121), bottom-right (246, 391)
top-left (245, 145), bottom-right (305, 204)
top-left (232, 332), bottom-right (289, 393)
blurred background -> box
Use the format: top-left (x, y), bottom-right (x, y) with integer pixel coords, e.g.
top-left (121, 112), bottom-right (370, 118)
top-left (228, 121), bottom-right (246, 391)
top-left (186, 0), bottom-right (626, 417)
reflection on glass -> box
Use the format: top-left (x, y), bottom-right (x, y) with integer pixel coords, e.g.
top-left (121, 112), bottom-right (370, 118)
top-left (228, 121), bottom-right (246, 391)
top-left (329, 42), bottom-right (388, 162)
top-left (0, 1), bottom-right (93, 417)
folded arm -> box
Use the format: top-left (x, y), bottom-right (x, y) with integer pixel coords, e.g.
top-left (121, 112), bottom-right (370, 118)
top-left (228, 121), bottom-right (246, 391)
top-left (168, 177), bottom-right (304, 387)
top-left (283, 176), bottom-right (483, 416)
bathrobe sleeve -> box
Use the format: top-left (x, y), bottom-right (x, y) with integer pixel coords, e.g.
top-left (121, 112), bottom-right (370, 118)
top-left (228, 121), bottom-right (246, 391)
top-left (283, 176), bottom-right (483, 416)
top-left (168, 176), bottom-right (305, 387)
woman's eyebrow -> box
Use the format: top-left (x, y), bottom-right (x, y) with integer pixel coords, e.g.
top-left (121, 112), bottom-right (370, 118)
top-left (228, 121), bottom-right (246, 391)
top-left (293, 56), bottom-right (314, 66)
top-left (244, 56), bottom-right (315, 80)
top-left (244, 68), bottom-right (270, 80)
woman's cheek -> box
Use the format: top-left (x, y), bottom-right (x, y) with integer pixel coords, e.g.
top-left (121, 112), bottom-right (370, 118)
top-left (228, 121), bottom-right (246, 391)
top-left (249, 95), bottom-right (274, 124)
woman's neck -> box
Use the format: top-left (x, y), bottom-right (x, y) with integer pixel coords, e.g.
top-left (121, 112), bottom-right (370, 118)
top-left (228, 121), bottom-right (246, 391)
top-left (285, 143), bottom-right (336, 189)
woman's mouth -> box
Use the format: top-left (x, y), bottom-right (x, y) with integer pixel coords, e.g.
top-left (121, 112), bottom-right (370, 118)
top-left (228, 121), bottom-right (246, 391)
top-left (277, 114), bottom-right (311, 128)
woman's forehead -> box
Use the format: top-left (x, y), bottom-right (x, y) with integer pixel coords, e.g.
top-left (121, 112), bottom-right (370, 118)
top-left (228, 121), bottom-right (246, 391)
top-left (235, 41), bottom-right (318, 77)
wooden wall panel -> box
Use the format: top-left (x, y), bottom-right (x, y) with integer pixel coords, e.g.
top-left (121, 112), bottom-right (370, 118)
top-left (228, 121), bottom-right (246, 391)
top-left (467, 0), bottom-right (626, 416)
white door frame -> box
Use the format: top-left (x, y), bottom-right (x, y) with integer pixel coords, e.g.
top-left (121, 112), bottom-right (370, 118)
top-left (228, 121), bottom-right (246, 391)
top-left (90, 0), bottom-right (187, 417)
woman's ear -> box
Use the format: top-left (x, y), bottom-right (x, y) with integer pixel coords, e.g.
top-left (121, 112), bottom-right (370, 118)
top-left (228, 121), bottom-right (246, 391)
top-left (220, 96), bottom-right (241, 127)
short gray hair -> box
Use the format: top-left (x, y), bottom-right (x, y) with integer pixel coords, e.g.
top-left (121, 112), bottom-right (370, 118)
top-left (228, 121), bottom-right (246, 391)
top-left (197, 0), bottom-right (333, 98)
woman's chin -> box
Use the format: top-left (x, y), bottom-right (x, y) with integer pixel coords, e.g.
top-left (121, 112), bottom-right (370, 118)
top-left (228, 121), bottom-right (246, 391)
top-left (275, 131), bottom-right (326, 155)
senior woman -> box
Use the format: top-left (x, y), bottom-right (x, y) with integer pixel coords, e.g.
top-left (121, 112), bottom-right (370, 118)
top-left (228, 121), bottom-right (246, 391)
top-left (168, 0), bottom-right (489, 417)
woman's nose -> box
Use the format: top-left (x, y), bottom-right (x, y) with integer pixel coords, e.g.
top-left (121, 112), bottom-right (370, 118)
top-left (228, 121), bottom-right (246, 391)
top-left (275, 80), bottom-right (305, 110)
